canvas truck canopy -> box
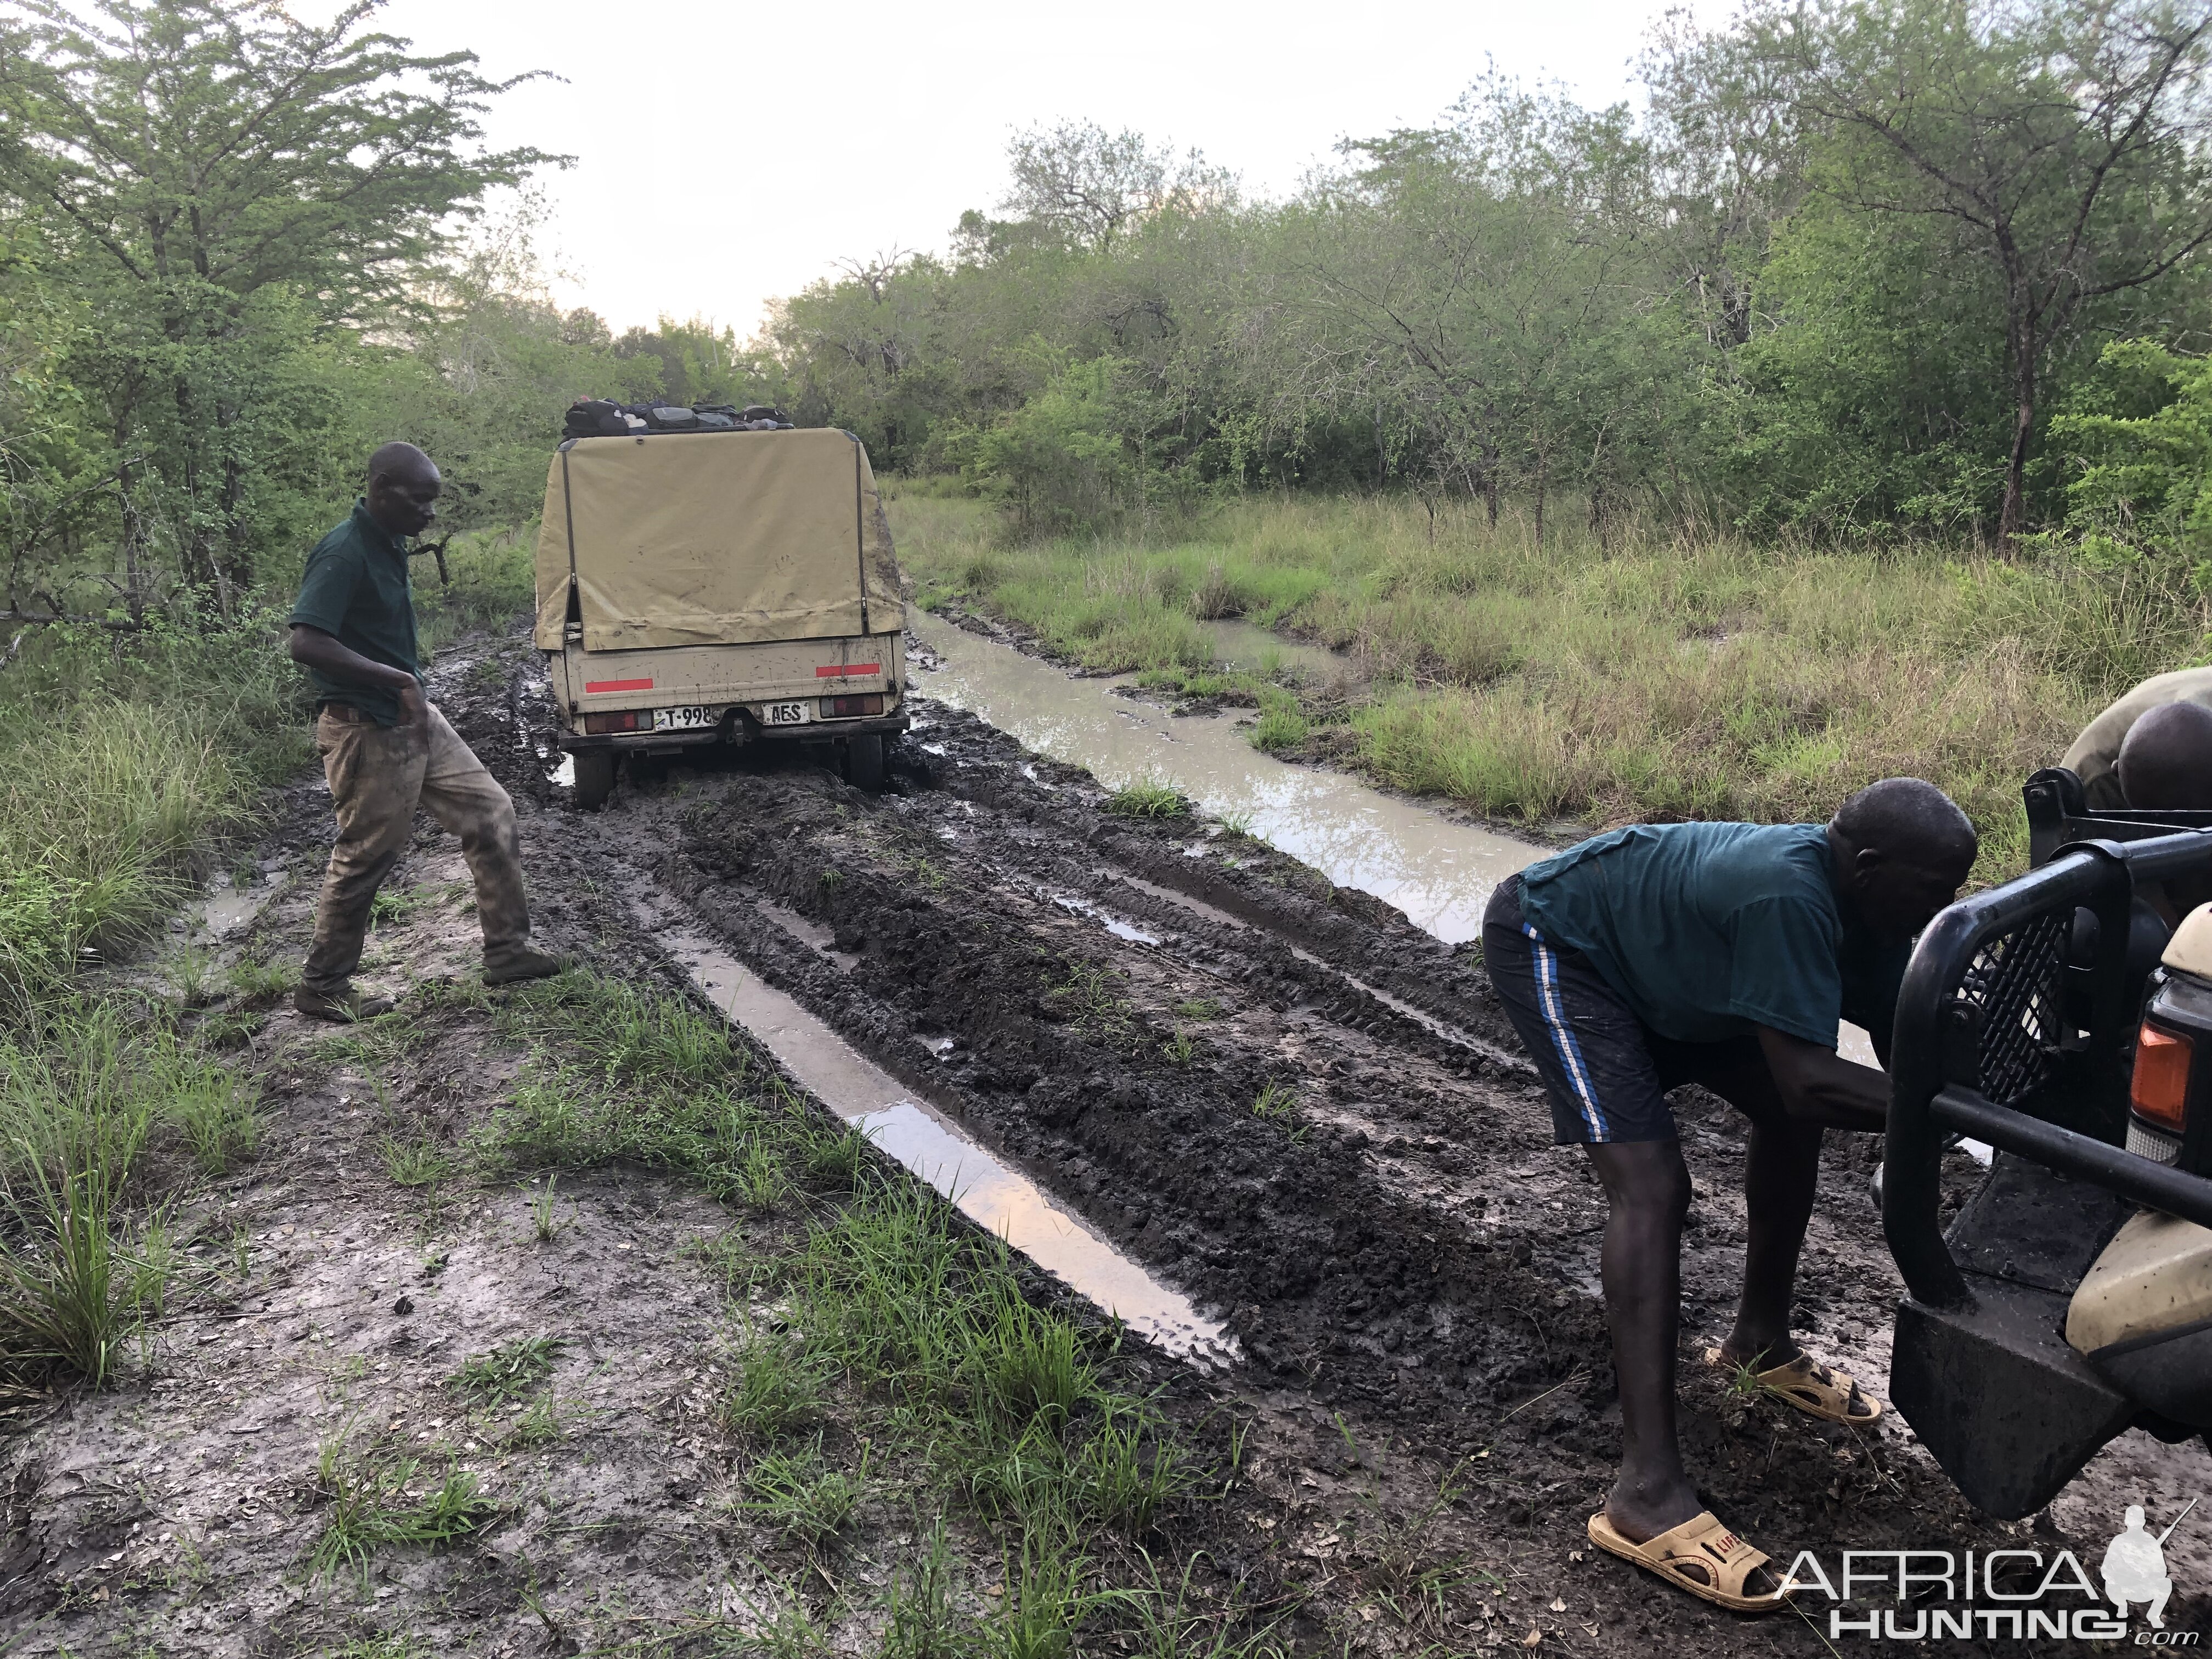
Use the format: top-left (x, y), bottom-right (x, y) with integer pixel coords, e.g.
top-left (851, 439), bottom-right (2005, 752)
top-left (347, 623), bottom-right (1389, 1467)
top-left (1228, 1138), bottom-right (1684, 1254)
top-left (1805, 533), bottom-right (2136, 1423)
top-left (533, 428), bottom-right (904, 652)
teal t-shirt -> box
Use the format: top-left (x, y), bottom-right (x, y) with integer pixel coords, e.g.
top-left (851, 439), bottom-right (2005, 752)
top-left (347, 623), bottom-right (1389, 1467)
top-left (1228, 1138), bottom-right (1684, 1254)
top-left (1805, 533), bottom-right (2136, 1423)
top-left (287, 500), bottom-right (424, 726)
top-left (1517, 821), bottom-right (1908, 1053)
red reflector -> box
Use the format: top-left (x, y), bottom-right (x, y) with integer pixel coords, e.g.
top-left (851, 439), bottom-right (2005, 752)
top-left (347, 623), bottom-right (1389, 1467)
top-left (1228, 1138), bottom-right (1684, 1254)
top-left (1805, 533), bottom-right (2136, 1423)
top-left (585, 678), bottom-right (653, 693)
top-left (821, 694), bottom-right (884, 718)
top-left (815, 663), bottom-right (881, 679)
top-left (2132, 1023), bottom-right (2192, 1134)
top-left (582, 710), bottom-right (642, 735)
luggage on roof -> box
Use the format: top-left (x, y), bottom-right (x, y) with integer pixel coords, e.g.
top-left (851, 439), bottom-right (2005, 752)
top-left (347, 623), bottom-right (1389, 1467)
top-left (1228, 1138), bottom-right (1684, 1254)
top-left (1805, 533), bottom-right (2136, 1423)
top-left (562, 398), bottom-right (792, 441)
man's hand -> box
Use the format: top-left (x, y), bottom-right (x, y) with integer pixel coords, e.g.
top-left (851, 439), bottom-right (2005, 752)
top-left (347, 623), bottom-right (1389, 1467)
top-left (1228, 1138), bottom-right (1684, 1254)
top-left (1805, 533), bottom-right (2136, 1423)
top-left (1754, 1025), bottom-right (1888, 1132)
top-left (290, 624), bottom-right (428, 727)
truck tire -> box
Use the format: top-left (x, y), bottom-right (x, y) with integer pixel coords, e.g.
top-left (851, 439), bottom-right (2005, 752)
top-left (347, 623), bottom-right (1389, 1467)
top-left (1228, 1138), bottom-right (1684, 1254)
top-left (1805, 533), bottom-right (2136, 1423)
top-left (572, 749), bottom-right (616, 810)
top-left (844, 735), bottom-right (885, 792)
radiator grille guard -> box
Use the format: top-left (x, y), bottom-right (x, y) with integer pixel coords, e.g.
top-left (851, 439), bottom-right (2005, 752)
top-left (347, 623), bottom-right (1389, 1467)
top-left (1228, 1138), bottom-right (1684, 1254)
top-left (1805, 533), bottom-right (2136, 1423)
top-left (1950, 907), bottom-right (2073, 1108)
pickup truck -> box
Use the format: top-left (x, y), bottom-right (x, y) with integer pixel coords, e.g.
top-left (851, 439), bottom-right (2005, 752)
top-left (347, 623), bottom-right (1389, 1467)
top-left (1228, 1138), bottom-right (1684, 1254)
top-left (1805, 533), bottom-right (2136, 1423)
top-left (533, 425), bottom-right (910, 805)
top-left (1884, 766), bottom-right (2212, 1516)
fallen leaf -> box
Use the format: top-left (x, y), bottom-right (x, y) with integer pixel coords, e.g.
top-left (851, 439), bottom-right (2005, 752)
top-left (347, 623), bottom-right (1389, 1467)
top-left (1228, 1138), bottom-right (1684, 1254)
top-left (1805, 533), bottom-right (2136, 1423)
top-left (1567, 1549), bottom-right (1584, 1562)
top-left (1522, 1628), bottom-right (1542, 1648)
top-left (1549, 1598), bottom-right (1566, 1612)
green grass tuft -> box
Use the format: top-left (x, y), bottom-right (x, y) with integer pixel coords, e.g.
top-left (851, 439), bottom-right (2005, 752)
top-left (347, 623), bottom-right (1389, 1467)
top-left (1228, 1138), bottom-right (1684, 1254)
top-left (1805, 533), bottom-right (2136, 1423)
top-left (309, 1432), bottom-right (496, 1583)
top-left (1103, 776), bottom-right (1188, 819)
top-left (448, 1334), bottom-right (564, 1406)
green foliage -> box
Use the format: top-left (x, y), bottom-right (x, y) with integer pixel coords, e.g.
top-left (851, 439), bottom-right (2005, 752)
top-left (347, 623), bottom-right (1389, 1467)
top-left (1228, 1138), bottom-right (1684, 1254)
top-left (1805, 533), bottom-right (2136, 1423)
top-left (950, 357), bottom-right (1190, 535)
top-left (0, 0), bottom-right (556, 603)
top-left (2048, 340), bottom-right (2212, 575)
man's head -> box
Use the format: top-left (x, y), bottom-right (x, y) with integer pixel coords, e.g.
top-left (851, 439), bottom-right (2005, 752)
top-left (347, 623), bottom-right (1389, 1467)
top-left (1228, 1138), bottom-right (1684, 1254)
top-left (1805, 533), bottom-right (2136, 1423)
top-left (2117, 701), bottom-right (2212, 810)
top-left (2126, 1505), bottom-right (2147, 1531)
top-left (365, 442), bottom-right (441, 539)
top-left (1827, 778), bottom-right (1979, 941)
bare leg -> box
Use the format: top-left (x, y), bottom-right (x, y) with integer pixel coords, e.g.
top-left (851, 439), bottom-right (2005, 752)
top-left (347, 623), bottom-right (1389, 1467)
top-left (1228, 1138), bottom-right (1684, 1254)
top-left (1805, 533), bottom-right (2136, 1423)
top-left (1588, 1138), bottom-right (1700, 1543)
top-left (1721, 1115), bottom-right (1825, 1369)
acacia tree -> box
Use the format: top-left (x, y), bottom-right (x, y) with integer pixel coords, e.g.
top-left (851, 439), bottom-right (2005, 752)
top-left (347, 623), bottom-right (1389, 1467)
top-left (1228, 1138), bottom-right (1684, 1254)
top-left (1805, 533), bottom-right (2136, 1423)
top-left (1750, 0), bottom-right (2212, 543)
top-left (0, 0), bottom-right (557, 607)
top-left (1273, 82), bottom-right (1701, 544)
top-left (1000, 120), bottom-right (1235, 253)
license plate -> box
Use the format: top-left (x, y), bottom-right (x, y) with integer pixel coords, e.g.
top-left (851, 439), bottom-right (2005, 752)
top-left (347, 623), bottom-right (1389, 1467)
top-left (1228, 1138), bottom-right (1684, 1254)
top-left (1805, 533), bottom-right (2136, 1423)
top-left (761, 700), bottom-right (811, 726)
top-left (651, 706), bottom-right (718, 732)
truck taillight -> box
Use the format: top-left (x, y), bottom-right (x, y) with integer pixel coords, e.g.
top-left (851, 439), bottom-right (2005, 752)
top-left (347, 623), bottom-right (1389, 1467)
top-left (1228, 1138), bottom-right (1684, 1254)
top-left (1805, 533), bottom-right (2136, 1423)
top-left (2130, 1022), bottom-right (2191, 1164)
top-left (582, 710), bottom-right (642, 735)
top-left (821, 694), bottom-right (883, 718)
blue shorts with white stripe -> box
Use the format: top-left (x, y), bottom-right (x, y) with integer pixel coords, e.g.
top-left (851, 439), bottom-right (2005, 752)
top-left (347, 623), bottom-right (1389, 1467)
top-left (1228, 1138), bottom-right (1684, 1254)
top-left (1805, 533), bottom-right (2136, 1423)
top-left (1482, 874), bottom-right (1767, 1146)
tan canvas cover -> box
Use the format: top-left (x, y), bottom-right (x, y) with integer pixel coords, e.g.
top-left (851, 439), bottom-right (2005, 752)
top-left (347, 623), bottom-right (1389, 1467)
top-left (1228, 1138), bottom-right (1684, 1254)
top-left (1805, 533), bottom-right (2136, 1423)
top-left (533, 428), bottom-right (904, 652)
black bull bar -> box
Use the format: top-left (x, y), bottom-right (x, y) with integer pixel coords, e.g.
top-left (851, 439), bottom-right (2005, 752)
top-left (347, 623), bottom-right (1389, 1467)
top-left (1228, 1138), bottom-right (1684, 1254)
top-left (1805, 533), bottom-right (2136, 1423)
top-left (1884, 827), bottom-right (2212, 1516)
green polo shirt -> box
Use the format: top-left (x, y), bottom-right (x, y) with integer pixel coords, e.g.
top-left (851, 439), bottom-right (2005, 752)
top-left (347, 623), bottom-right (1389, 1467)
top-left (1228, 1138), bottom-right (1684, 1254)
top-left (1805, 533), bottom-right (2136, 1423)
top-left (1517, 821), bottom-right (1910, 1055)
top-left (288, 500), bottom-right (424, 726)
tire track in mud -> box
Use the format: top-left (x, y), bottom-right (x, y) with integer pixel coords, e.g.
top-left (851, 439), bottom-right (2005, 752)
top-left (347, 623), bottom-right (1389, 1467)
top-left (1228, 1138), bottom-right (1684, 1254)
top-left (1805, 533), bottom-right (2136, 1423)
top-left (436, 639), bottom-right (2212, 1651)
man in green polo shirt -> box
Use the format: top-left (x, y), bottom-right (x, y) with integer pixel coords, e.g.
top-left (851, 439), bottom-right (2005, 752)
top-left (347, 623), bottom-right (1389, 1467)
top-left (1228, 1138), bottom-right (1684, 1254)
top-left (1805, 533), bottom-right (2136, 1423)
top-left (1482, 779), bottom-right (1977, 1612)
top-left (287, 442), bottom-right (561, 1020)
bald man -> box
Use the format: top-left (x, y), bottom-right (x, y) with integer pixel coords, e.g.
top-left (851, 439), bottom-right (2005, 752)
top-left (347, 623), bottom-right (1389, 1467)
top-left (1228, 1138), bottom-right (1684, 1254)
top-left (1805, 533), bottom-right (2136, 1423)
top-left (2063, 667), bottom-right (2212, 810)
top-left (1482, 781), bottom-right (1977, 1611)
top-left (286, 443), bottom-right (562, 1021)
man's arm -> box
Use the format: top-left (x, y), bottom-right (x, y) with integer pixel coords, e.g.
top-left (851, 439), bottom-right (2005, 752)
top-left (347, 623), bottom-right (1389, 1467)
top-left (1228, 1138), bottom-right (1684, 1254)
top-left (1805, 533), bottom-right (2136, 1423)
top-left (1754, 1025), bottom-right (1887, 1132)
top-left (289, 625), bottom-right (426, 727)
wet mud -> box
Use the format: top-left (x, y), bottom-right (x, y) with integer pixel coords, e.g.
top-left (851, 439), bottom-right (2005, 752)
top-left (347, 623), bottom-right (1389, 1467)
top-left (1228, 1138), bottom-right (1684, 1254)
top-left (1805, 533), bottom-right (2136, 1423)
top-left (9, 618), bottom-right (2205, 1656)
top-left (472, 618), bottom-right (2209, 1647)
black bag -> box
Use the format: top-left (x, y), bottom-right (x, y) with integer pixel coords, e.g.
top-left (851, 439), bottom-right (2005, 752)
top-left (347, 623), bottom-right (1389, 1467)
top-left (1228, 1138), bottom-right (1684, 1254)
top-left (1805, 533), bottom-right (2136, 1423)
top-left (562, 398), bottom-right (632, 439)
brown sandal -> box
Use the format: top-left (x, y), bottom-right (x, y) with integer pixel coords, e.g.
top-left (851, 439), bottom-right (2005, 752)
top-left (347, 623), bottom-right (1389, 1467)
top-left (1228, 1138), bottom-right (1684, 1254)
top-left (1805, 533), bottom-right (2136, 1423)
top-left (1708, 1346), bottom-right (1883, 1426)
top-left (1588, 1510), bottom-right (1790, 1613)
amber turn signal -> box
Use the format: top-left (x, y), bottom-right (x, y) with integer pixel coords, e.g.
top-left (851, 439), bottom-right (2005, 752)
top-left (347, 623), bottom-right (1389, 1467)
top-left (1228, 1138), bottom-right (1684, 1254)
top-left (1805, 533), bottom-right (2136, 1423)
top-left (2131, 1023), bottom-right (2193, 1135)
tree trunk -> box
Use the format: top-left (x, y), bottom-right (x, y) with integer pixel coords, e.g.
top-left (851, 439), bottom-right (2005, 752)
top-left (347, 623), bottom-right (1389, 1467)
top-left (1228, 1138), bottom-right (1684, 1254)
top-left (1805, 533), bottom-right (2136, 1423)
top-left (2000, 380), bottom-right (2034, 550)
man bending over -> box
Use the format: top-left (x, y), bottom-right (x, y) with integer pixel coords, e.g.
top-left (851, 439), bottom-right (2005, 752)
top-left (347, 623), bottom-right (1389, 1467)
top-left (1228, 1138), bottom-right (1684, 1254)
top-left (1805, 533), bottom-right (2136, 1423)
top-left (287, 442), bottom-right (562, 1020)
top-left (1482, 781), bottom-right (1976, 1612)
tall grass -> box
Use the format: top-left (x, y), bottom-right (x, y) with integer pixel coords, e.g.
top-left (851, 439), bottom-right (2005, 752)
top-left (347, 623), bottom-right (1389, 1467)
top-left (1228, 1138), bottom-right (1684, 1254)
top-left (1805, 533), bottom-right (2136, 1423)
top-left (0, 606), bottom-right (309, 1010)
top-left (890, 490), bottom-right (2201, 876)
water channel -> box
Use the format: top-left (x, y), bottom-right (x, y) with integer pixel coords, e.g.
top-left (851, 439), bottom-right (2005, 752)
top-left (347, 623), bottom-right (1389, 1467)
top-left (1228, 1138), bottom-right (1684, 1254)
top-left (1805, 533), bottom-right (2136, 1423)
top-left (910, 610), bottom-right (1530, 944)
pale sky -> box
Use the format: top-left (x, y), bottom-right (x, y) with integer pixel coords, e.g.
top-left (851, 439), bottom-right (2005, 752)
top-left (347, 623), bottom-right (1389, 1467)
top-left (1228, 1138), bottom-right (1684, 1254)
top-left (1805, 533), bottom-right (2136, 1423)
top-left (350, 0), bottom-right (1685, 337)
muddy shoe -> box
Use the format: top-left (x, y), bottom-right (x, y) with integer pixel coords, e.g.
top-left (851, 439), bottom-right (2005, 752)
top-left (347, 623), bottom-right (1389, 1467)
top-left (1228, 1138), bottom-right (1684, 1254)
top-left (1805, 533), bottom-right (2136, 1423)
top-left (295, 984), bottom-right (396, 1023)
top-left (483, 947), bottom-right (571, 986)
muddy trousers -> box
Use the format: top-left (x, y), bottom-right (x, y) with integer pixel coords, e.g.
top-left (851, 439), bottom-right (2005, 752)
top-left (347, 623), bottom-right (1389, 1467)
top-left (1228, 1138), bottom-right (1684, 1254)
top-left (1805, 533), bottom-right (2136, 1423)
top-left (301, 705), bottom-right (533, 994)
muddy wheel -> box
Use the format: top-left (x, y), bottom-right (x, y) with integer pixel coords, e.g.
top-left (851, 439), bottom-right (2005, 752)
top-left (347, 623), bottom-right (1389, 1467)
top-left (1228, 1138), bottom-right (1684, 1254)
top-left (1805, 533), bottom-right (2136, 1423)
top-left (572, 749), bottom-right (616, 810)
top-left (844, 735), bottom-right (886, 792)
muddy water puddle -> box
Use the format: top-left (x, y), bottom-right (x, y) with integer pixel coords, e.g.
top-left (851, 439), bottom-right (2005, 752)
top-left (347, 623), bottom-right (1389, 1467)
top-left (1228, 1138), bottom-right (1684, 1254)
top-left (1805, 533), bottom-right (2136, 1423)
top-left (637, 896), bottom-right (1237, 1364)
top-left (911, 611), bottom-right (1530, 942)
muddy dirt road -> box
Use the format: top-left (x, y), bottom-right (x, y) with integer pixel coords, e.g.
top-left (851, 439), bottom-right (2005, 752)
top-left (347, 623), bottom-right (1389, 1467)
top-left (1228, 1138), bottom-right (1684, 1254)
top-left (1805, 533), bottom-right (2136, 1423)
top-left (8, 617), bottom-right (2204, 1656)
top-left (511, 616), bottom-right (2212, 1644)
